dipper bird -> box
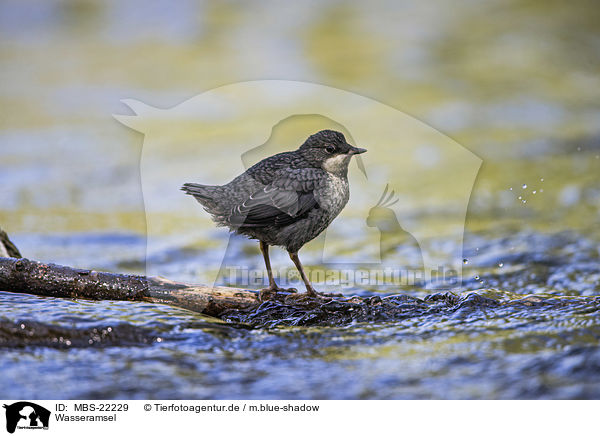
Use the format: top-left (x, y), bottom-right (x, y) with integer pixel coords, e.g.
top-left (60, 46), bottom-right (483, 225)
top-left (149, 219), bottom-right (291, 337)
top-left (182, 130), bottom-right (366, 298)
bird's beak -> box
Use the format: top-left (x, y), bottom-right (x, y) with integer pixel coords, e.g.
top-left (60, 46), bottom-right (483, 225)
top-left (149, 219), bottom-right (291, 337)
top-left (348, 145), bottom-right (367, 155)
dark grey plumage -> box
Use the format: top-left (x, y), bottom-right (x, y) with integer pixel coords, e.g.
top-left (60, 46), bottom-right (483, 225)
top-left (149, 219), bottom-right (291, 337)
top-left (182, 129), bottom-right (366, 296)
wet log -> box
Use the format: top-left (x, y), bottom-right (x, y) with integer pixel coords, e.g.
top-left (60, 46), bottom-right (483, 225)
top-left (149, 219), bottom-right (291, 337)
top-left (0, 257), bottom-right (259, 317)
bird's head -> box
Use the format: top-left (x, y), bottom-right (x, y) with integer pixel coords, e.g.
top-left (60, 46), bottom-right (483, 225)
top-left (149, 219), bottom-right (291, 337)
top-left (299, 130), bottom-right (366, 175)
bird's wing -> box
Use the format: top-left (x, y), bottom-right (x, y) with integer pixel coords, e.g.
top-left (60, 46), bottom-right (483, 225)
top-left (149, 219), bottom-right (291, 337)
top-left (229, 168), bottom-right (323, 228)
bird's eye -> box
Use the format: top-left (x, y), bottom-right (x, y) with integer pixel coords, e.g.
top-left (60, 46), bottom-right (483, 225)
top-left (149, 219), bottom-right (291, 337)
top-left (325, 145), bottom-right (336, 154)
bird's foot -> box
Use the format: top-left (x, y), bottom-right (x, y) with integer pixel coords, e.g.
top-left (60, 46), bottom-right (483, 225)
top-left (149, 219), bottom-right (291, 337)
top-left (259, 286), bottom-right (298, 302)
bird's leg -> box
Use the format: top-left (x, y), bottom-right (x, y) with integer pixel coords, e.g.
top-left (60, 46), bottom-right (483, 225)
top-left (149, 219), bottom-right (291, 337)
top-left (259, 242), bottom-right (296, 301)
top-left (260, 241), bottom-right (278, 290)
top-left (288, 251), bottom-right (318, 297)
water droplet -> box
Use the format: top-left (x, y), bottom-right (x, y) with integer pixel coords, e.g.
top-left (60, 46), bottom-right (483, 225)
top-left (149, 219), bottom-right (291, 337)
top-left (518, 196), bottom-right (522, 200)
top-left (540, 188), bottom-right (544, 193)
top-left (522, 184), bottom-right (527, 189)
top-left (474, 275), bottom-right (479, 280)
top-left (540, 178), bottom-right (544, 182)
top-left (463, 258), bottom-right (469, 264)
top-left (509, 187), bottom-right (513, 191)
top-left (532, 190), bottom-right (537, 194)
top-left (522, 200), bottom-right (527, 203)
top-left (498, 262), bottom-right (504, 268)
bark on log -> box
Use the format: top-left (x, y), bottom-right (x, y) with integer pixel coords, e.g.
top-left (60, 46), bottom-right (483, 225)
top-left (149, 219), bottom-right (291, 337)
top-left (0, 257), bottom-right (259, 317)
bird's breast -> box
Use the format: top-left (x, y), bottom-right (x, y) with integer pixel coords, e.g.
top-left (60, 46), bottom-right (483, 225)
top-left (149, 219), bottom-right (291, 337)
top-left (316, 173), bottom-right (350, 214)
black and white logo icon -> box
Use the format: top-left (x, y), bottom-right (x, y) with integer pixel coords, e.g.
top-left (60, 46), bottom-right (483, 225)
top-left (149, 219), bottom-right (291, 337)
top-left (3, 402), bottom-right (50, 434)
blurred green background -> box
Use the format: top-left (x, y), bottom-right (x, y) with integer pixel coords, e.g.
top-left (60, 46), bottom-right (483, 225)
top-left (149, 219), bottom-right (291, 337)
top-left (1, 0), bottom-right (599, 236)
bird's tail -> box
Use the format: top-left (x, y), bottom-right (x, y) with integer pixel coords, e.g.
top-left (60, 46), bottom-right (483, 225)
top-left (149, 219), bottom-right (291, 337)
top-left (181, 183), bottom-right (227, 223)
top-left (181, 182), bottom-right (218, 206)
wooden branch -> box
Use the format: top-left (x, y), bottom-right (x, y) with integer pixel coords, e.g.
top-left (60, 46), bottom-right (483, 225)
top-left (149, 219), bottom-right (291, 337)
top-left (146, 276), bottom-right (260, 317)
top-left (0, 257), bottom-right (259, 317)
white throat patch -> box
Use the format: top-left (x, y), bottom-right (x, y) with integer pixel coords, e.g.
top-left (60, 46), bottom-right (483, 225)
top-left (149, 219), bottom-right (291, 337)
top-left (322, 153), bottom-right (352, 173)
